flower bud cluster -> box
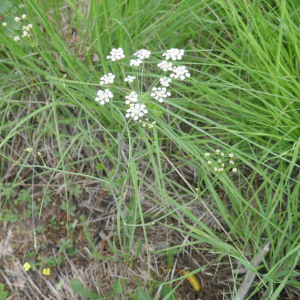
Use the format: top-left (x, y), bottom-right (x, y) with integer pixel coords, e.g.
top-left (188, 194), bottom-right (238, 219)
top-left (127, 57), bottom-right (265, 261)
top-left (205, 150), bottom-right (237, 174)
top-left (139, 119), bottom-right (156, 129)
top-left (4, 14), bottom-right (34, 44)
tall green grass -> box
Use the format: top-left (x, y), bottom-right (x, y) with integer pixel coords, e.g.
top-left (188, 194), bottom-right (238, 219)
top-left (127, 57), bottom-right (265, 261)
top-left (0, 0), bottom-right (300, 298)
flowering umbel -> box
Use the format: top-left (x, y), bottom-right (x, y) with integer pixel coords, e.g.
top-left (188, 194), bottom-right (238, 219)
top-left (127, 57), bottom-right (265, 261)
top-left (95, 48), bottom-right (191, 123)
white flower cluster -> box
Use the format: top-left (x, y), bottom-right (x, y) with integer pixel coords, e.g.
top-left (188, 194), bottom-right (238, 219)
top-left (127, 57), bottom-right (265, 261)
top-left (100, 73), bottom-right (115, 85)
top-left (151, 87), bottom-right (171, 103)
top-left (124, 75), bottom-right (136, 83)
top-left (157, 61), bottom-right (173, 71)
top-left (126, 103), bottom-right (148, 121)
top-left (22, 24), bottom-right (33, 31)
top-left (94, 47), bottom-right (191, 124)
top-left (107, 48), bottom-right (125, 61)
top-left (162, 48), bottom-right (184, 60)
top-left (134, 49), bottom-right (151, 59)
top-left (159, 77), bottom-right (172, 87)
top-left (170, 66), bottom-right (190, 80)
top-left (95, 89), bottom-right (113, 105)
top-left (2, 22), bottom-right (7, 27)
top-left (10, 15), bottom-right (33, 42)
top-left (125, 91), bottom-right (138, 104)
top-left (130, 59), bottom-right (143, 67)
top-left (205, 150), bottom-right (237, 173)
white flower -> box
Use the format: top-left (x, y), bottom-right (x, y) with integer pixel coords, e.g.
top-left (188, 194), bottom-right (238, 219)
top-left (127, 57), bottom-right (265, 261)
top-left (221, 163), bottom-right (225, 167)
top-left (107, 48), bottom-right (125, 61)
top-left (151, 87), bottom-right (171, 103)
top-left (14, 17), bottom-right (21, 22)
top-left (133, 49), bottom-right (151, 59)
top-left (100, 73), bottom-right (115, 85)
top-left (126, 103), bottom-right (148, 121)
top-left (27, 24), bottom-right (33, 30)
top-left (170, 66), bottom-right (190, 80)
top-left (232, 168), bottom-right (237, 173)
top-left (228, 153), bottom-right (234, 158)
top-left (218, 168), bottom-right (224, 172)
top-left (220, 152), bottom-right (224, 156)
top-left (159, 77), bottom-right (172, 87)
top-left (95, 89), bottom-right (113, 105)
top-left (214, 167), bottom-right (218, 172)
top-left (157, 61), bottom-right (173, 71)
top-left (130, 59), bottom-right (143, 66)
top-left (14, 36), bottom-right (20, 42)
top-left (216, 149), bottom-right (220, 154)
top-left (2, 23), bottom-right (7, 27)
top-left (22, 14), bottom-right (27, 19)
top-left (208, 161), bottom-right (212, 165)
top-left (124, 75), bottom-right (136, 83)
top-left (22, 31), bottom-right (28, 37)
top-left (22, 26), bottom-right (27, 30)
top-left (162, 48), bottom-right (184, 60)
top-left (229, 160), bottom-right (234, 165)
top-left (125, 91), bottom-right (138, 104)
top-left (218, 159), bottom-right (221, 163)
top-left (205, 153), bottom-right (210, 157)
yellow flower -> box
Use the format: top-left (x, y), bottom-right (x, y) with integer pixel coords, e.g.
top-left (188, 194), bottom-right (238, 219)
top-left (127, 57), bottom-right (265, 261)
top-left (23, 262), bottom-right (31, 272)
top-left (42, 268), bottom-right (50, 276)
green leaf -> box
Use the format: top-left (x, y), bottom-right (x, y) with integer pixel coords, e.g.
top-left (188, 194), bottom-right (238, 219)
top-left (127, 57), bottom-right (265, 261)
top-left (96, 163), bottom-right (105, 170)
top-left (112, 279), bottom-right (123, 294)
top-left (4, 27), bottom-right (13, 38)
top-left (4, 16), bottom-right (21, 30)
top-left (70, 279), bottom-right (102, 299)
top-left (0, 283), bottom-right (9, 300)
top-left (0, 1), bottom-right (12, 13)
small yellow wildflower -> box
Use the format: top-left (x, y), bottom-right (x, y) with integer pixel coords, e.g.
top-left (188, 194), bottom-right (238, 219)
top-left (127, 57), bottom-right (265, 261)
top-left (42, 268), bottom-right (51, 276)
top-left (23, 262), bottom-right (31, 272)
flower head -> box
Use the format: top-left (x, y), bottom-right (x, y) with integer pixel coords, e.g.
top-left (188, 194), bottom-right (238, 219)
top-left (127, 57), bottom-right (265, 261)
top-left (22, 14), bottom-right (27, 19)
top-left (228, 153), bottom-right (234, 158)
top-left (42, 268), bottom-right (51, 276)
top-left (162, 48), bottom-right (184, 60)
top-left (208, 161), bottom-right (212, 165)
top-left (14, 36), bottom-right (20, 42)
top-left (124, 75), bottom-right (136, 83)
top-left (2, 22), bottom-right (7, 27)
top-left (170, 66), bottom-right (190, 80)
top-left (22, 31), bottom-right (28, 37)
top-left (205, 153), bottom-right (210, 157)
top-left (232, 168), bottom-right (237, 173)
top-left (14, 17), bottom-right (21, 22)
top-left (27, 24), bottom-right (33, 30)
top-left (126, 103), bottom-right (148, 121)
top-left (100, 73), bottom-right (115, 85)
top-left (95, 89), bottom-right (113, 105)
top-left (125, 91), bottom-right (138, 104)
top-left (216, 149), bottom-right (220, 154)
top-left (23, 262), bottom-right (31, 272)
top-left (157, 61), bottom-right (173, 71)
top-left (107, 48), bottom-right (125, 61)
top-left (229, 160), bottom-right (234, 165)
top-left (159, 77), bottom-right (172, 87)
top-left (151, 87), bottom-right (171, 103)
top-left (130, 59), bottom-right (143, 67)
top-left (133, 49), bottom-right (151, 59)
